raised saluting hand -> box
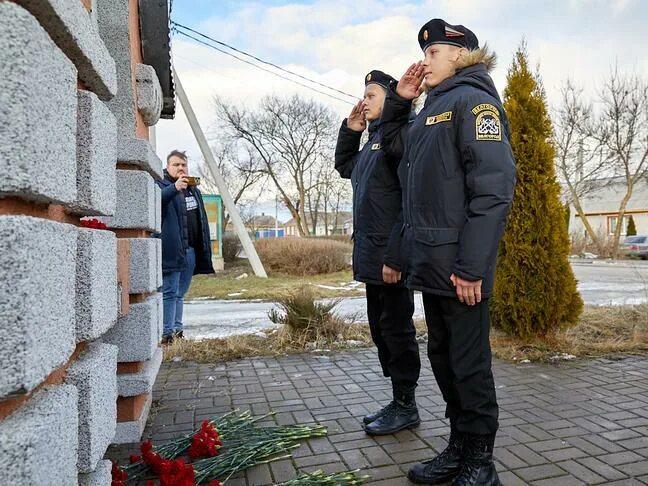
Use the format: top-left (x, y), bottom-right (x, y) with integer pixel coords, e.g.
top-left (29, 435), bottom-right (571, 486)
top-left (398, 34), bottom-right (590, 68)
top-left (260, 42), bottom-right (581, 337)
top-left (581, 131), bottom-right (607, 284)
top-left (396, 61), bottom-right (426, 100)
top-left (347, 100), bottom-right (367, 132)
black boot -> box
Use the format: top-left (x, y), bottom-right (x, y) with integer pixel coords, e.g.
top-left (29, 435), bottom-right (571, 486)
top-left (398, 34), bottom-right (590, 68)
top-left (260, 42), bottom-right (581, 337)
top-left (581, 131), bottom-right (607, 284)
top-left (362, 401), bottom-right (396, 425)
top-left (452, 434), bottom-right (500, 486)
top-left (363, 389), bottom-right (419, 435)
top-left (408, 428), bottom-right (463, 484)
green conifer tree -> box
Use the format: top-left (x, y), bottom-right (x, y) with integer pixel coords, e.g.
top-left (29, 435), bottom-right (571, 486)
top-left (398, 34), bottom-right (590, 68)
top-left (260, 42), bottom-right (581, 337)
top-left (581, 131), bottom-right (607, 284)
top-left (491, 44), bottom-right (583, 338)
top-left (626, 215), bottom-right (637, 236)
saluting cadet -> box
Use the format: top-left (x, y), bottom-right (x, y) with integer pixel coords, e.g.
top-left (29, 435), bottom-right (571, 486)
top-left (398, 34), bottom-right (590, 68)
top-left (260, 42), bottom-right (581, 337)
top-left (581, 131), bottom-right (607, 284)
top-left (381, 19), bottom-right (516, 485)
top-left (335, 70), bottom-right (421, 436)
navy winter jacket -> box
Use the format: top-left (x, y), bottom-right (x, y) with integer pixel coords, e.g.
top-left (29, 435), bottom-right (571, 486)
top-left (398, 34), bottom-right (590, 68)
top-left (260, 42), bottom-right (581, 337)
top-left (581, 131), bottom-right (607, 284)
top-left (335, 119), bottom-right (405, 285)
top-left (155, 171), bottom-right (215, 274)
top-left (381, 63), bottom-right (517, 297)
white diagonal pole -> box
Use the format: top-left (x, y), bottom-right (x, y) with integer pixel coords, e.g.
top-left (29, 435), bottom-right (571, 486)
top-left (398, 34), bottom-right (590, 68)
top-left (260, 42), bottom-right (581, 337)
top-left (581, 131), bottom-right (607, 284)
top-left (173, 67), bottom-right (268, 278)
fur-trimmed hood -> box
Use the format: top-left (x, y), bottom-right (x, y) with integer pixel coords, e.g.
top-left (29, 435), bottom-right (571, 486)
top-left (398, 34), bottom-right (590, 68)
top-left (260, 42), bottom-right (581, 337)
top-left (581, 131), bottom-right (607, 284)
top-left (423, 46), bottom-right (501, 103)
top-left (414, 44), bottom-right (497, 112)
top-left (455, 44), bottom-right (497, 72)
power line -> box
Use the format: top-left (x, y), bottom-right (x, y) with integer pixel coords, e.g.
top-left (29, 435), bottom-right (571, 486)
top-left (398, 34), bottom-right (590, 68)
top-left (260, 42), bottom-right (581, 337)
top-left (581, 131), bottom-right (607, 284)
top-left (171, 26), bottom-right (356, 105)
top-left (170, 21), bottom-right (358, 103)
top-left (171, 21), bottom-right (358, 100)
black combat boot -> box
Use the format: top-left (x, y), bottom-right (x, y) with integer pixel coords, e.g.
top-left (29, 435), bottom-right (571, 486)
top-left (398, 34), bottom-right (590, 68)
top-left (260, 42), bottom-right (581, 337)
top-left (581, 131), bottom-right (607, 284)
top-left (408, 427), bottom-right (463, 484)
top-left (362, 401), bottom-right (397, 425)
top-left (363, 389), bottom-right (419, 435)
top-left (452, 434), bottom-right (500, 486)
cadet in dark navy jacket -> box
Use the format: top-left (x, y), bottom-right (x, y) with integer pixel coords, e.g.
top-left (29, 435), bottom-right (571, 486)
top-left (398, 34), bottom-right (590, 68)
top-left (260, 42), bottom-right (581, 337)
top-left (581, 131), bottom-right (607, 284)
top-left (334, 70), bottom-right (421, 436)
top-left (381, 20), bottom-right (516, 486)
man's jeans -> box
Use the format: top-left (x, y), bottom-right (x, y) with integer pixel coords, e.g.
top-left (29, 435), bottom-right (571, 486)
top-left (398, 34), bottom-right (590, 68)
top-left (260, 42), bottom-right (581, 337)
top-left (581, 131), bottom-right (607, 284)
top-left (162, 247), bottom-right (196, 338)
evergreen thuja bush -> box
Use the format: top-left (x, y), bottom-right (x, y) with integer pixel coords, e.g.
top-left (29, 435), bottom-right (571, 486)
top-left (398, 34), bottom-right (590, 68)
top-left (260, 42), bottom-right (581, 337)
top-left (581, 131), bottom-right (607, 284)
top-left (491, 44), bottom-right (583, 338)
top-left (626, 215), bottom-right (637, 236)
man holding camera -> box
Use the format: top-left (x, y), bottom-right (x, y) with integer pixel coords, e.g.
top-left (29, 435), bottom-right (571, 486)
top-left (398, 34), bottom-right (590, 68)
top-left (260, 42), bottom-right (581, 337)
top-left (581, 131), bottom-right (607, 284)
top-left (157, 150), bottom-right (214, 344)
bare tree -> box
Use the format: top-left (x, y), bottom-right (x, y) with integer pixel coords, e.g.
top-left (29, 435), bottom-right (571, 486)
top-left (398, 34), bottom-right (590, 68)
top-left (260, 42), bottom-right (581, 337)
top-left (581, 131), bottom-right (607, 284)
top-left (553, 70), bottom-right (648, 256)
top-left (592, 69), bottom-right (648, 256)
top-left (196, 140), bottom-right (266, 231)
top-left (326, 174), bottom-right (352, 234)
top-left (553, 80), bottom-right (608, 253)
top-left (214, 94), bottom-right (339, 236)
top-left (307, 162), bottom-right (352, 235)
top-left (305, 160), bottom-right (329, 235)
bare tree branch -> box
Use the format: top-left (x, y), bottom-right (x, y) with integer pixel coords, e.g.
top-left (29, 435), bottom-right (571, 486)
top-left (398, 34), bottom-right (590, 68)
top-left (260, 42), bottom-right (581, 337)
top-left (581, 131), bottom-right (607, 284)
top-left (213, 94), bottom-right (339, 236)
top-left (554, 70), bottom-right (648, 257)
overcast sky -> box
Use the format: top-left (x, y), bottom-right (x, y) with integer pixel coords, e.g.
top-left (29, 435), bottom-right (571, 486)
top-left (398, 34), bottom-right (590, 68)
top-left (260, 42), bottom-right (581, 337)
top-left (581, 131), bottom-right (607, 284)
top-left (155, 0), bottom-right (648, 219)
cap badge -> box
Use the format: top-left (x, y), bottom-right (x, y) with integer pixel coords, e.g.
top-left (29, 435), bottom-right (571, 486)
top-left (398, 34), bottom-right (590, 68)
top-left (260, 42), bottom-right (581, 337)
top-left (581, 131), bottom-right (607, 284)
top-left (444, 26), bottom-right (465, 37)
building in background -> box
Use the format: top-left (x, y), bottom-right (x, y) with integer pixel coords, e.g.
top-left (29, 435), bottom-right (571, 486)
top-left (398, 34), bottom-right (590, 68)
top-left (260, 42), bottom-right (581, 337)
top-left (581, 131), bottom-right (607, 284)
top-left (284, 211), bottom-right (352, 237)
top-left (566, 177), bottom-right (648, 237)
top-left (203, 193), bottom-right (225, 270)
top-left (245, 213), bottom-right (283, 239)
top-left (0, 0), bottom-right (173, 483)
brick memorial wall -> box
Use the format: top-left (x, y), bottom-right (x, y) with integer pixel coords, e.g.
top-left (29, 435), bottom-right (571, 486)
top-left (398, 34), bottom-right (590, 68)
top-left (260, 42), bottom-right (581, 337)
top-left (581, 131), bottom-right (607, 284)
top-left (0, 0), bottom-right (170, 483)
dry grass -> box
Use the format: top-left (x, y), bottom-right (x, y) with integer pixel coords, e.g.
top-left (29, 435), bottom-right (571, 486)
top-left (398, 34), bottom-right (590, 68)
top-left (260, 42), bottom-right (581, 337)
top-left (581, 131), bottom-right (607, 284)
top-left (163, 322), bottom-right (373, 364)
top-left (164, 304), bottom-right (648, 364)
top-left (491, 304), bottom-right (648, 362)
top-left (255, 237), bottom-right (352, 276)
top-left (268, 287), bottom-right (344, 341)
top-left (186, 264), bottom-right (360, 301)
top-left (570, 230), bottom-right (624, 258)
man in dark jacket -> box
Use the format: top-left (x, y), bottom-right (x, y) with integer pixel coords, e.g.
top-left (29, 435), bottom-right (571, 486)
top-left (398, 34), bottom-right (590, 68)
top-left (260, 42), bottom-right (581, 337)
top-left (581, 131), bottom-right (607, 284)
top-left (335, 70), bottom-right (421, 435)
top-left (381, 20), bottom-right (516, 486)
top-left (157, 150), bottom-right (215, 344)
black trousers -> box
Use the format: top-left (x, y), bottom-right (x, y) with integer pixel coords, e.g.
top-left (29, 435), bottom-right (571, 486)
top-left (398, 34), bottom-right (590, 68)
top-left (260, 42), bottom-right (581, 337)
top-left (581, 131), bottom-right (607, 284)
top-left (366, 284), bottom-right (421, 393)
top-left (422, 293), bottom-right (499, 435)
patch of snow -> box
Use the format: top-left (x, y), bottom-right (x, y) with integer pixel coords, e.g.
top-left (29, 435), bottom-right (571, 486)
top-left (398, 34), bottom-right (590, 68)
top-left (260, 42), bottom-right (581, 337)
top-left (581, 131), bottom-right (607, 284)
top-left (316, 284), bottom-right (354, 291)
top-left (550, 353), bottom-right (576, 361)
top-left (345, 340), bottom-right (365, 347)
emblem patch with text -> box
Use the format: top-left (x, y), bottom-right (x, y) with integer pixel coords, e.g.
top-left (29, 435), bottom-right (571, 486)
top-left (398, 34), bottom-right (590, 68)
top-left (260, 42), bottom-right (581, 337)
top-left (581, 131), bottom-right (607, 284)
top-left (425, 111), bottom-right (453, 126)
top-left (472, 103), bottom-right (501, 141)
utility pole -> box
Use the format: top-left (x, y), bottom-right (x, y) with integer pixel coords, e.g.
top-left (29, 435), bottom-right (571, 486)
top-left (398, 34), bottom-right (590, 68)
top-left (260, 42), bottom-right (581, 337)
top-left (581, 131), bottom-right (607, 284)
top-left (173, 67), bottom-right (267, 278)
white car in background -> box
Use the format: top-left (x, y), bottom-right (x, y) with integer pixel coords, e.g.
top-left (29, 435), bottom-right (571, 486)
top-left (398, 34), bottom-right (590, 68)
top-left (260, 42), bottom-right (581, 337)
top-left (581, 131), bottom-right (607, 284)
top-left (620, 235), bottom-right (648, 259)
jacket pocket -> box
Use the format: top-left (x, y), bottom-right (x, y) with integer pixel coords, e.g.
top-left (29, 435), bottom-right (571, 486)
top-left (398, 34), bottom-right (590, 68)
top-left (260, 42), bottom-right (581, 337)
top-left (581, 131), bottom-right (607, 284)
top-left (413, 228), bottom-right (459, 247)
top-left (408, 228), bottom-right (459, 292)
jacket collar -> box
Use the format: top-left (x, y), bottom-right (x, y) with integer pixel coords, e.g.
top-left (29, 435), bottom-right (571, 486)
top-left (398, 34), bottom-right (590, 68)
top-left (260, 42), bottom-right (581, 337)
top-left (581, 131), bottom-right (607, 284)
top-left (163, 169), bottom-right (176, 183)
top-left (368, 119), bottom-right (381, 135)
top-left (424, 63), bottom-right (491, 108)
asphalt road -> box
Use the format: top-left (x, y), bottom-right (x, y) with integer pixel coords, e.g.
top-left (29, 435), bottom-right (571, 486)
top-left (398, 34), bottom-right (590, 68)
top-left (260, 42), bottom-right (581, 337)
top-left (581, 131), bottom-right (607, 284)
top-left (183, 260), bottom-right (648, 339)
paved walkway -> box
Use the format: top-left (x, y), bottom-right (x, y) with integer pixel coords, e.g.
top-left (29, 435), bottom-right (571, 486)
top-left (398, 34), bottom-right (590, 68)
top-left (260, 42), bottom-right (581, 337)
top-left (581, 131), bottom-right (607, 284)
top-left (111, 347), bottom-right (648, 485)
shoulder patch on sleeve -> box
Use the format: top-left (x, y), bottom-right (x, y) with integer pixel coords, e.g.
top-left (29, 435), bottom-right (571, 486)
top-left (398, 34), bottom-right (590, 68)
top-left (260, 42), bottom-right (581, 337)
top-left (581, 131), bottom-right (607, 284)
top-left (472, 103), bottom-right (501, 141)
top-left (471, 103), bottom-right (499, 115)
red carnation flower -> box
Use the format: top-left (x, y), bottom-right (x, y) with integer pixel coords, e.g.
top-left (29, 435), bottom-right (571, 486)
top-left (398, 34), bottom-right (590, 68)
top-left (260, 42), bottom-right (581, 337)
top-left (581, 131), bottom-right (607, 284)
top-left (80, 218), bottom-right (108, 230)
